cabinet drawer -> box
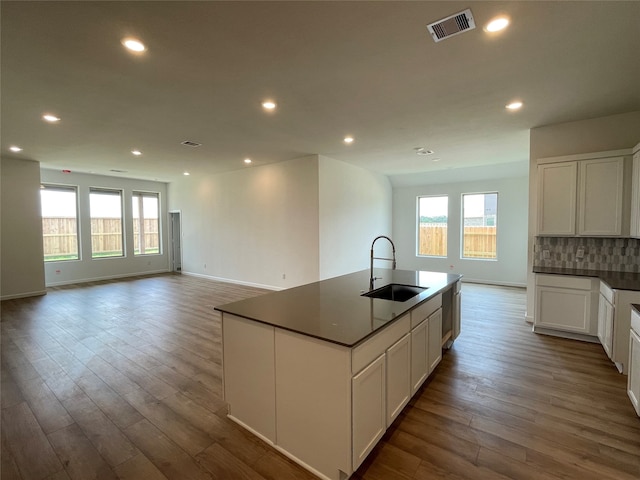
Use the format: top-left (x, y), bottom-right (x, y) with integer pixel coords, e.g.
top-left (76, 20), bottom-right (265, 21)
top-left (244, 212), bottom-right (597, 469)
top-left (536, 274), bottom-right (591, 290)
top-left (410, 293), bottom-right (442, 328)
top-left (352, 314), bottom-right (410, 374)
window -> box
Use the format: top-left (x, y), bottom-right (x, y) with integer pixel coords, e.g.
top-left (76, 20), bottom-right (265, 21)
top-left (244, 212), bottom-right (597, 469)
top-left (90, 189), bottom-right (124, 258)
top-left (40, 185), bottom-right (79, 262)
top-left (417, 195), bottom-right (448, 257)
top-left (132, 192), bottom-right (160, 255)
top-left (462, 192), bottom-right (497, 259)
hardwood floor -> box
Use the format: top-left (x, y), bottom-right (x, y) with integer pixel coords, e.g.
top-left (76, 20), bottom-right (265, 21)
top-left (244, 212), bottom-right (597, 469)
top-left (1, 274), bottom-right (639, 480)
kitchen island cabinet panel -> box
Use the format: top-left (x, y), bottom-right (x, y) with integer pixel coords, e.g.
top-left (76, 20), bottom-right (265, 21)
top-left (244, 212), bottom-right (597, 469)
top-left (274, 329), bottom-right (351, 479)
top-left (410, 319), bottom-right (428, 395)
top-left (428, 308), bottom-right (443, 373)
top-left (222, 314), bottom-right (276, 443)
top-left (385, 333), bottom-right (411, 426)
top-left (352, 353), bottom-right (386, 470)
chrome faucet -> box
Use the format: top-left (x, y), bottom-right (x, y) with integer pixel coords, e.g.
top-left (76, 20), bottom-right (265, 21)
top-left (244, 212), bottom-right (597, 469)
top-left (370, 235), bottom-right (396, 290)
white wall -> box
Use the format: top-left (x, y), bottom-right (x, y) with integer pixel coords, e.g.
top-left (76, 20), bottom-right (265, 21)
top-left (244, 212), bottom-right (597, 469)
top-left (1, 157), bottom-right (47, 299)
top-left (393, 176), bottom-right (529, 287)
top-left (169, 156), bottom-right (320, 289)
top-left (39, 169), bottom-right (170, 286)
top-left (318, 155), bottom-right (392, 280)
top-left (526, 110), bottom-right (640, 322)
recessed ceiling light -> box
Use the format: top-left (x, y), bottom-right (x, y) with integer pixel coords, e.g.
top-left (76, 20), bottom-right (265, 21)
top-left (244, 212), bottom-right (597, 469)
top-left (131, 150), bottom-right (142, 156)
top-left (122, 38), bottom-right (146, 53)
top-left (432, 158), bottom-right (442, 162)
top-left (43, 114), bottom-right (60, 123)
top-left (262, 101), bottom-right (277, 111)
top-left (244, 158), bottom-right (252, 164)
top-left (183, 171), bottom-right (190, 176)
top-left (9, 146), bottom-right (22, 152)
top-left (485, 16), bottom-right (510, 33)
top-left (505, 101), bottom-right (523, 110)
top-left (415, 147), bottom-right (434, 155)
top-left (344, 136), bottom-right (354, 144)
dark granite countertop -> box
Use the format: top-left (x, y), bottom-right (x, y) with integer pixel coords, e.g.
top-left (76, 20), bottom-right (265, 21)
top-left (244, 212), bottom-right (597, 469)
top-left (215, 268), bottom-right (462, 347)
top-left (533, 266), bottom-right (640, 291)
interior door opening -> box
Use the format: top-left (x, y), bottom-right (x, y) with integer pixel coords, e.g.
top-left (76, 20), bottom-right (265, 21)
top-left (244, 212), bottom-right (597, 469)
top-left (169, 211), bottom-right (182, 273)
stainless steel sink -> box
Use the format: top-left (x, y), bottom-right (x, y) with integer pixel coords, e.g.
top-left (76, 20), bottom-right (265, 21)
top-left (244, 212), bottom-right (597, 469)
top-left (362, 284), bottom-right (426, 302)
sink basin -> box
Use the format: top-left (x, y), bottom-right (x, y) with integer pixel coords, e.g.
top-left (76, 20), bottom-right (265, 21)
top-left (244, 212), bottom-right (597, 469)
top-left (362, 284), bottom-right (426, 302)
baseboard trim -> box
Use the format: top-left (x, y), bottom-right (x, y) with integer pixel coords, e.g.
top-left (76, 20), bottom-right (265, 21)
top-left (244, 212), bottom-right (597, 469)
top-left (181, 271), bottom-right (282, 291)
top-left (532, 325), bottom-right (600, 344)
top-left (461, 278), bottom-right (527, 288)
top-left (45, 269), bottom-right (171, 287)
top-left (1, 289), bottom-right (47, 301)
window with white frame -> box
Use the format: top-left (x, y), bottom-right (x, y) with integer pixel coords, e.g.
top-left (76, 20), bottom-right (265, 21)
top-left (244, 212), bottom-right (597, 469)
top-left (132, 192), bottom-right (160, 255)
top-left (40, 185), bottom-right (79, 262)
top-left (89, 188), bottom-right (124, 258)
top-left (461, 192), bottom-right (497, 259)
top-left (417, 195), bottom-right (448, 257)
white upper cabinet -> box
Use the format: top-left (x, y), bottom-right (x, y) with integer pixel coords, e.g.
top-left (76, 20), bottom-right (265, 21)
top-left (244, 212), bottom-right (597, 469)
top-left (631, 145), bottom-right (640, 238)
top-left (577, 157), bottom-right (625, 236)
top-left (537, 150), bottom-right (632, 237)
top-left (538, 162), bottom-right (577, 235)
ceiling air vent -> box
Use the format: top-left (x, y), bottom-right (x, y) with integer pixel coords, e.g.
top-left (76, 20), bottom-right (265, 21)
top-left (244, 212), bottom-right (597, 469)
top-left (427, 9), bottom-right (475, 42)
top-left (181, 140), bottom-right (202, 147)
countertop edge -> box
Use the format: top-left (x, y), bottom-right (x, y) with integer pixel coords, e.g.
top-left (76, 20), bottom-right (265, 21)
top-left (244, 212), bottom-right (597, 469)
top-left (532, 266), bottom-right (640, 291)
top-left (215, 270), bottom-right (463, 348)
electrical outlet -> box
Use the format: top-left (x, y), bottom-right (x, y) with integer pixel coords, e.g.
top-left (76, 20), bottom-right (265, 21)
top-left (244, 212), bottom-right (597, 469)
top-left (576, 247), bottom-right (585, 259)
top-left (282, 273), bottom-right (286, 280)
top-left (542, 250), bottom-right (550, 259)
top-left (203, 263), bottom-right (206, 269)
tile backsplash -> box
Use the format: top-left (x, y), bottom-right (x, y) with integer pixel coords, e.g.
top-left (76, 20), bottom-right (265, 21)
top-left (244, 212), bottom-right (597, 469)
top-left (534, 237), bottom-right (640, 272)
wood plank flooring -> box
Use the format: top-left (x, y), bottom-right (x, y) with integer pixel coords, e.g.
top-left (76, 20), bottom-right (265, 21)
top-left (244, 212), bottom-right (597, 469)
top-left (2, 274), bottom-right (639, 480)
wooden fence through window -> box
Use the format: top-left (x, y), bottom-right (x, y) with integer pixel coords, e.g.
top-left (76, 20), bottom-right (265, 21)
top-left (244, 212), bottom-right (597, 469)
top-left (419, 224), bottom-right (496, 258)
top-left (42, 217), bottom-right (159, 257)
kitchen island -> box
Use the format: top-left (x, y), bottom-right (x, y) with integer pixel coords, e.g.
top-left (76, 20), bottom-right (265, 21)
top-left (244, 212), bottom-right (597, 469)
top-left (215, 268), bottom-right (462, 480)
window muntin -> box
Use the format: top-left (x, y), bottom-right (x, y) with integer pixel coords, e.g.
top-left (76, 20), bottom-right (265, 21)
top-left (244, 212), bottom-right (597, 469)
top-left (90, 188), bottom-right (124, 258)
top-left (417, 195), bottom-right (448, 257)
top-left (462, 192), bottom-right (497, 259)
top-left (133, 192), bottom-right (160, 255)
top-left (40, 185), bottom-right (79, 262)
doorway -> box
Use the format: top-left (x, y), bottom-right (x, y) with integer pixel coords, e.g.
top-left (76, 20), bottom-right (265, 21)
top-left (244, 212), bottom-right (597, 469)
top-left (169, 211), bottom-right (182, 272)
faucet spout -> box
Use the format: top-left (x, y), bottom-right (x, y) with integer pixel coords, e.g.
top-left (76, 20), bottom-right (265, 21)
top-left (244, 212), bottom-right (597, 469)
top-left (369, 235), bottom-right (397, 290)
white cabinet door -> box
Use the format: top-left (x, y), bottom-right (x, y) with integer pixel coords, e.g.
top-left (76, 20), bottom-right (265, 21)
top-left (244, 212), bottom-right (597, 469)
top-left (597, 293), bottom-right (614, 359)
top-left (578, 157), bottom-right (625, 236)
top-left (628, 321), bottom-right (640, 417)
top-left (386, 333), bottom-right (411, 427)
top-left (352, 354), bottom-right (386, 470)
top-left (631, 150), bottom-right (640, 238)
top-left (537, 162), bottom-right (577, 235)
top-left (535, 286), bottom-right (592, 334)
top-left (410, 319), bottom-right (428, 395)
top-left (428, 308), bottom-right (443, 373)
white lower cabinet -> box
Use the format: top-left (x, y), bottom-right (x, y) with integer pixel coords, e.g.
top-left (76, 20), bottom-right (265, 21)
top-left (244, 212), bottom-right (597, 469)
top-left (598, 286), bottom-right (614, 358)
top-left (628, 309), bottom-right (640, 416)
top-left (428, 309), bottom-right (443, 373)
top-left (352, 354), bottom-right (386, 469)
top-left (410, 319), bottom-right (428, 395)
top-left (385, 333), bottom-right (411, 426)
top-left (534, 274), bottom-right (598, 336)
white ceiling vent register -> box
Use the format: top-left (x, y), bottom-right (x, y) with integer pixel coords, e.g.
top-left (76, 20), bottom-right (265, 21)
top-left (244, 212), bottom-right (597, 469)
top-left (181, 140), bottom-right (202, 147)
top-left (427, 9), bottom-right (476, 42)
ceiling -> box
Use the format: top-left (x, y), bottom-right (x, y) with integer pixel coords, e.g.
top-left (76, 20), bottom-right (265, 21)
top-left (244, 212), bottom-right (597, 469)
top-left (2, 1), bottom-right (639, 186)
